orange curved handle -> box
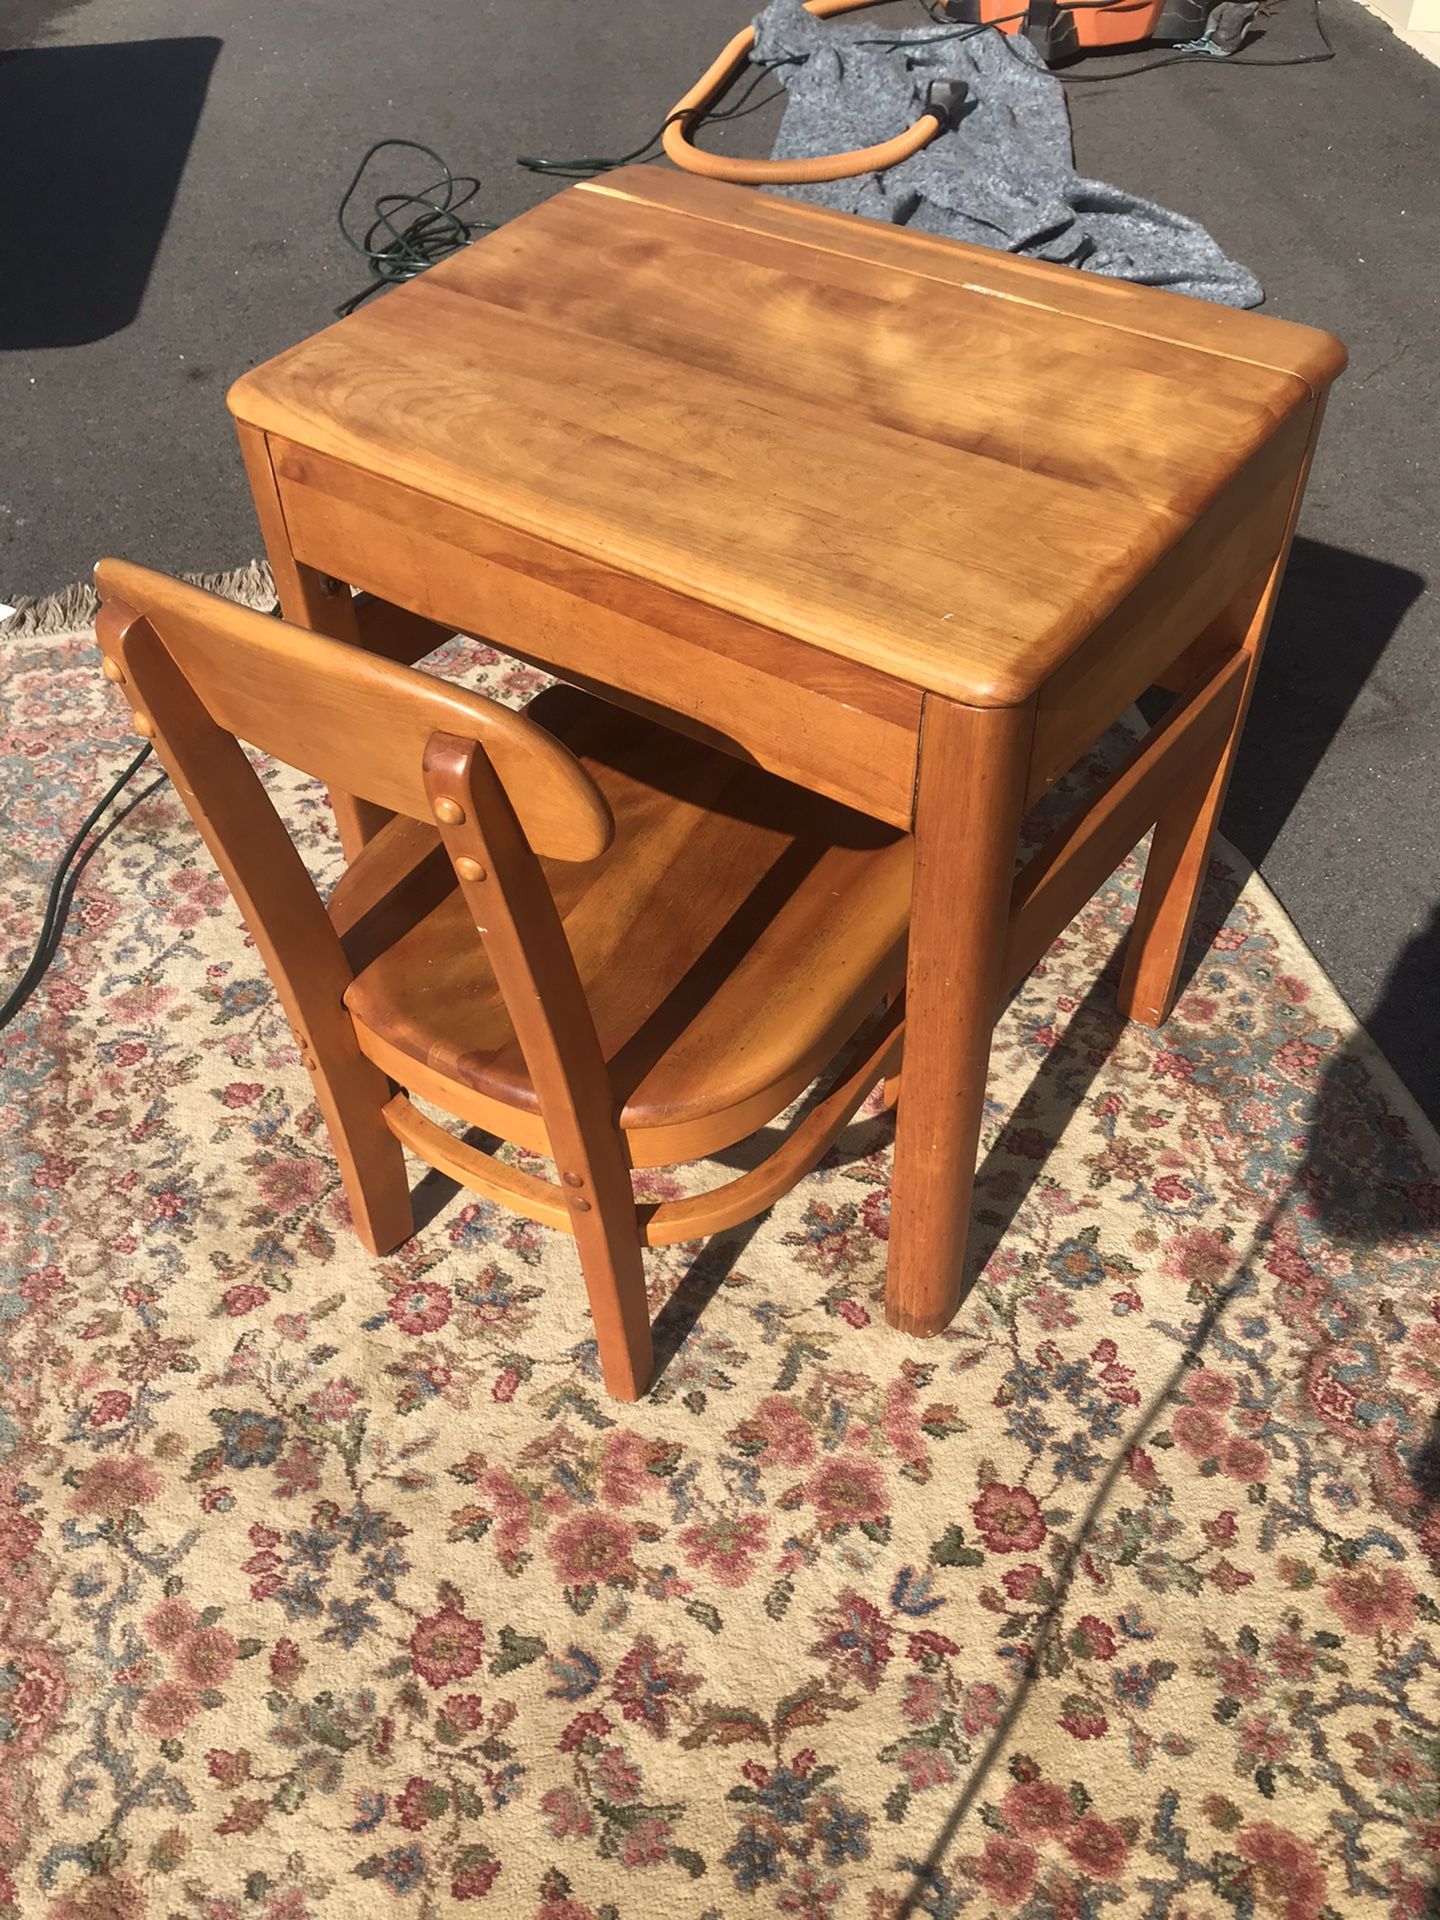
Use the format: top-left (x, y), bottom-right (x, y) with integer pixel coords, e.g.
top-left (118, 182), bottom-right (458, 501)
top-left (663, 0), bottom-right (945, 186)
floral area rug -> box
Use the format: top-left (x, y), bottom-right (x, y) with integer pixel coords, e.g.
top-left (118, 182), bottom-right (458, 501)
top-left (3, 610), bottom-right (1439, 1920)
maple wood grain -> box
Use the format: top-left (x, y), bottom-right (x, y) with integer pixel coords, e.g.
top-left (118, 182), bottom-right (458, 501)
top-left (230, 169), bottom-right (1342, 710)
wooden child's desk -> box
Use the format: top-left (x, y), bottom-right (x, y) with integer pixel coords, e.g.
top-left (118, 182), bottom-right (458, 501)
top-left (228, 164), bottom-right (1344, 1338)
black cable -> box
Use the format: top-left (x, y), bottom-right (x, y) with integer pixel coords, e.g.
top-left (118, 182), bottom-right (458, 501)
top-left (516, 110), bottom-right (692, 178)
top-left (1054, 0), bottom-right (1334, 74)
top-left (337, 139), bottom-right (498, 315)
top-left (516, 64), bottom-right (792, 178)
top-left (0, 745), bottom-right (168, 1034)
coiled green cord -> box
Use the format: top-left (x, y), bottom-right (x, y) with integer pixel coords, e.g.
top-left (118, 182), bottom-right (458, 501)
top-left (336, 138), bottom-right (498, 315)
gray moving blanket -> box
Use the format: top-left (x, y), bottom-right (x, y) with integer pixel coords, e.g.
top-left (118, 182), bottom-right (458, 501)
top-left (754, 0), bottom-right (1263, 307)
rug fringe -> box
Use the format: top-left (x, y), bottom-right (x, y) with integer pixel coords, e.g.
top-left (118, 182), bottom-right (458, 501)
top-left (0, 560), bottom-right (277, 637)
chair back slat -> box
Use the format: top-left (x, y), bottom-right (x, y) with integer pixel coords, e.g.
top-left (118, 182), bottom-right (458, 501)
top-left (94, 558), bottom-right (612, 861)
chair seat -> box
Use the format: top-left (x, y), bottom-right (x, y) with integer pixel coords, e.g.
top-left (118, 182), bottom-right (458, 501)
top-left (336, 686), bottom-right (912, 1165)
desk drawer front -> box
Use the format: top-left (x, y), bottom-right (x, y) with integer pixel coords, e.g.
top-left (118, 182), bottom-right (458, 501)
top-left (271, 441), bottom-right (921, 828)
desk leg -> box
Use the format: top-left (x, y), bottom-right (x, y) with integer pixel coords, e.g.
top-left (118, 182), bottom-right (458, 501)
top-left (1118, 397), bottom-right (1327, 1029)
top-left (886, 695), bottom-right (1034, 1338)
top-left (235, 422), bottom-right (388, 858)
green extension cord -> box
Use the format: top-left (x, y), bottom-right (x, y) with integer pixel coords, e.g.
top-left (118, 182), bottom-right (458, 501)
top-left (336, 138), bottom-right (498, 315)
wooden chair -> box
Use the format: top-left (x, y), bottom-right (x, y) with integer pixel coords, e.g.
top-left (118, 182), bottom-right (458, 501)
top-left (94, 560), bottom-right (911, 1399)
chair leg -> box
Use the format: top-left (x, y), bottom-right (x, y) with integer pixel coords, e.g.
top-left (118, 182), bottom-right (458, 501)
top-left (570, 1202), bottom-right (654, 1401)
top-left (311, 1054), bottom-right (415, 1257)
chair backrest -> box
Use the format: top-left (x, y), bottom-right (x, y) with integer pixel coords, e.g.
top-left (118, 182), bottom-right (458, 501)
top-left (94, 558), bottom-right (612, 861)
top-left (93, 560), bottom-right (634, 1276)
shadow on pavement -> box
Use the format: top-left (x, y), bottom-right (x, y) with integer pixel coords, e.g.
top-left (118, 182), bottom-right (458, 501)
top-left (1227, 536), bottom-right (1425, 871)
top-left (0, 37), bottom-right (220, 349)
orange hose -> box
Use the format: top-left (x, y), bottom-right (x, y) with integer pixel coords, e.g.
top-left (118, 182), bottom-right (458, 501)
top-left (662, 0), bottom-right (945, 185)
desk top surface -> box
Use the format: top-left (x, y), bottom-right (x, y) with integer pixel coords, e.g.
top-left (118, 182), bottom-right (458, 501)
top-left (230, 165), bottom-right (1344, 705)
